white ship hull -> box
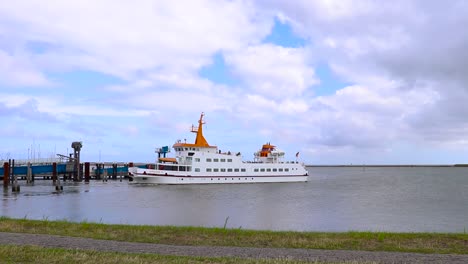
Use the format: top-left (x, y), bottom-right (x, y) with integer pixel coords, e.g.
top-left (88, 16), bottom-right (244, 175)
top-left (130, 168), bottom-right (307, 184)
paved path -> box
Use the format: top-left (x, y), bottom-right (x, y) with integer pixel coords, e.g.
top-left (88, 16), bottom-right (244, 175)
top-left (1, 232), bottom-right (468, 263)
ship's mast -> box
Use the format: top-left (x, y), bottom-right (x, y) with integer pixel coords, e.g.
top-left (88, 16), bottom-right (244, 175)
top-left (191, 112), bottom-right (210, 147)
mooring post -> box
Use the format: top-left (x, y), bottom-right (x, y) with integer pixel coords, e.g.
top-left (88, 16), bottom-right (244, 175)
top-left (11, 159), bottom-right (20, 192)
top-left (3, 162), bottom-right (9, 187)
top-left (103, 167), bottom-right (108, 182)
top-left (26, 162), bottom-right (32, 183)
top-left (119, 164), bottom-right (123, 182)
top-left (55, 177), bottom-right (63, 191)
top-left (52, 162), bottom-right (57, 185)
top-left (11, 159), bottom-right (15, 183)
top-left (54, 174), bottom-right (63, 192)
top-left (112, 164), bottom-right (117, 179)
top-left (9, 159), bottom-right (12, 184)
top-left (12, 177), bottom-right (20, 192)
top-left (84, 162), bottom-right (90, 182)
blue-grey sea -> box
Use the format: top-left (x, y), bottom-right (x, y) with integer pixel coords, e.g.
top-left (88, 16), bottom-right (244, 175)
top-left (2, 167), bottom-right (468, 233)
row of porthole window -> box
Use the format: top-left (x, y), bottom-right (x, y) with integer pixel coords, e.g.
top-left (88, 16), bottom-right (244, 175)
top-left (193, 168), bottom-right (295, 172)
top-left (254, 168), bottom-right (290, 172)
top-left (205, 158), bottom-right (232, 162)
top-left (176, 147), bottom-right (200, 151)
top-left (180, 178), bottom-right (254, 181)
top-left (204, 168), bottom-right (246, 172)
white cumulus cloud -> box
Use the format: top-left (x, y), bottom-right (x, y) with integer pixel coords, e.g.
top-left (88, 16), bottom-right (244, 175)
top-left (225, 44), bottom-right (317, 99)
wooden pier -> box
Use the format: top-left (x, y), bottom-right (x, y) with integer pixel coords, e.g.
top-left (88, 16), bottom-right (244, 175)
top-left (1, 160), bottom-right (149, 192)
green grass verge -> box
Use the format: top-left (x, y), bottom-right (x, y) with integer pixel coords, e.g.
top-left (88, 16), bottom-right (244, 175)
top-left (0, 217), bottom-right (467, 255)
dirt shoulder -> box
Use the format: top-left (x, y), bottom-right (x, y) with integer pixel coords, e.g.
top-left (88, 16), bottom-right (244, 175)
top-left (1, 232), bottom-right (468, 263)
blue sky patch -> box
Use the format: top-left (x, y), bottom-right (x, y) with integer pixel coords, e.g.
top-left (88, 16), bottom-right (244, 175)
top-left (314, 63), bottom-right (350, 96)
top-left (263, 18), bottom-right (307, 48)
top-left (199, 53), bottom-right (240, 86)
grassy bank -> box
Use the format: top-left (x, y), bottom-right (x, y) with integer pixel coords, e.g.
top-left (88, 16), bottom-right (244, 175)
top-left (0, 217), bottom-right (467, 255)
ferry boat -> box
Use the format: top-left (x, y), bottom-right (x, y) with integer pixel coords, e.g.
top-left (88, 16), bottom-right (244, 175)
top-left (128, 113), bottom-right (308, 184)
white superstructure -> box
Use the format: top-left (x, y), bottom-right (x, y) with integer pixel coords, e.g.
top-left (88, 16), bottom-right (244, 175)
top-left (129, 113), bottom-right (308, 184)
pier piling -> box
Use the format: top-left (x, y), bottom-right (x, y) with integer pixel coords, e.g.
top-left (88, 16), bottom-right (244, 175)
top-left (55, 177), bottom-right (63, 191)
top-left (11, 159), bottom-right (15, 184)
top-left (84, 162), bottom-right (90, 182)
top-left (12, 177), bottom-right (20, 192)
top-left (52, 162), bottom-right (57, 185)
top-left (26, 163), bottom-right (32, 183)
top-left (10, 160), bottom-right (20, 192)
top-left (111, 164), bottom-right (117, 179)
top-left (103, 169), bottom-right (108, 182)
top-left (3, 162), bottom-right (9, 187)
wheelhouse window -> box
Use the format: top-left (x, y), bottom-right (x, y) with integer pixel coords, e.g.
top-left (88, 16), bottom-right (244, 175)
top-left (179, 166), bottom-right (191, 172)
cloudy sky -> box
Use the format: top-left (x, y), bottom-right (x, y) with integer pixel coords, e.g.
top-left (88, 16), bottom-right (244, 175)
top-left (1, 0), bottom-right (468, 164)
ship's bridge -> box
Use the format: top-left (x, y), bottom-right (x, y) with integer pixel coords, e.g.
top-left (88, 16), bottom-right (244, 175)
top-left (254, 143), bottom-right (285, 163)
top-left (173, 142), bottom-right (218, 154)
